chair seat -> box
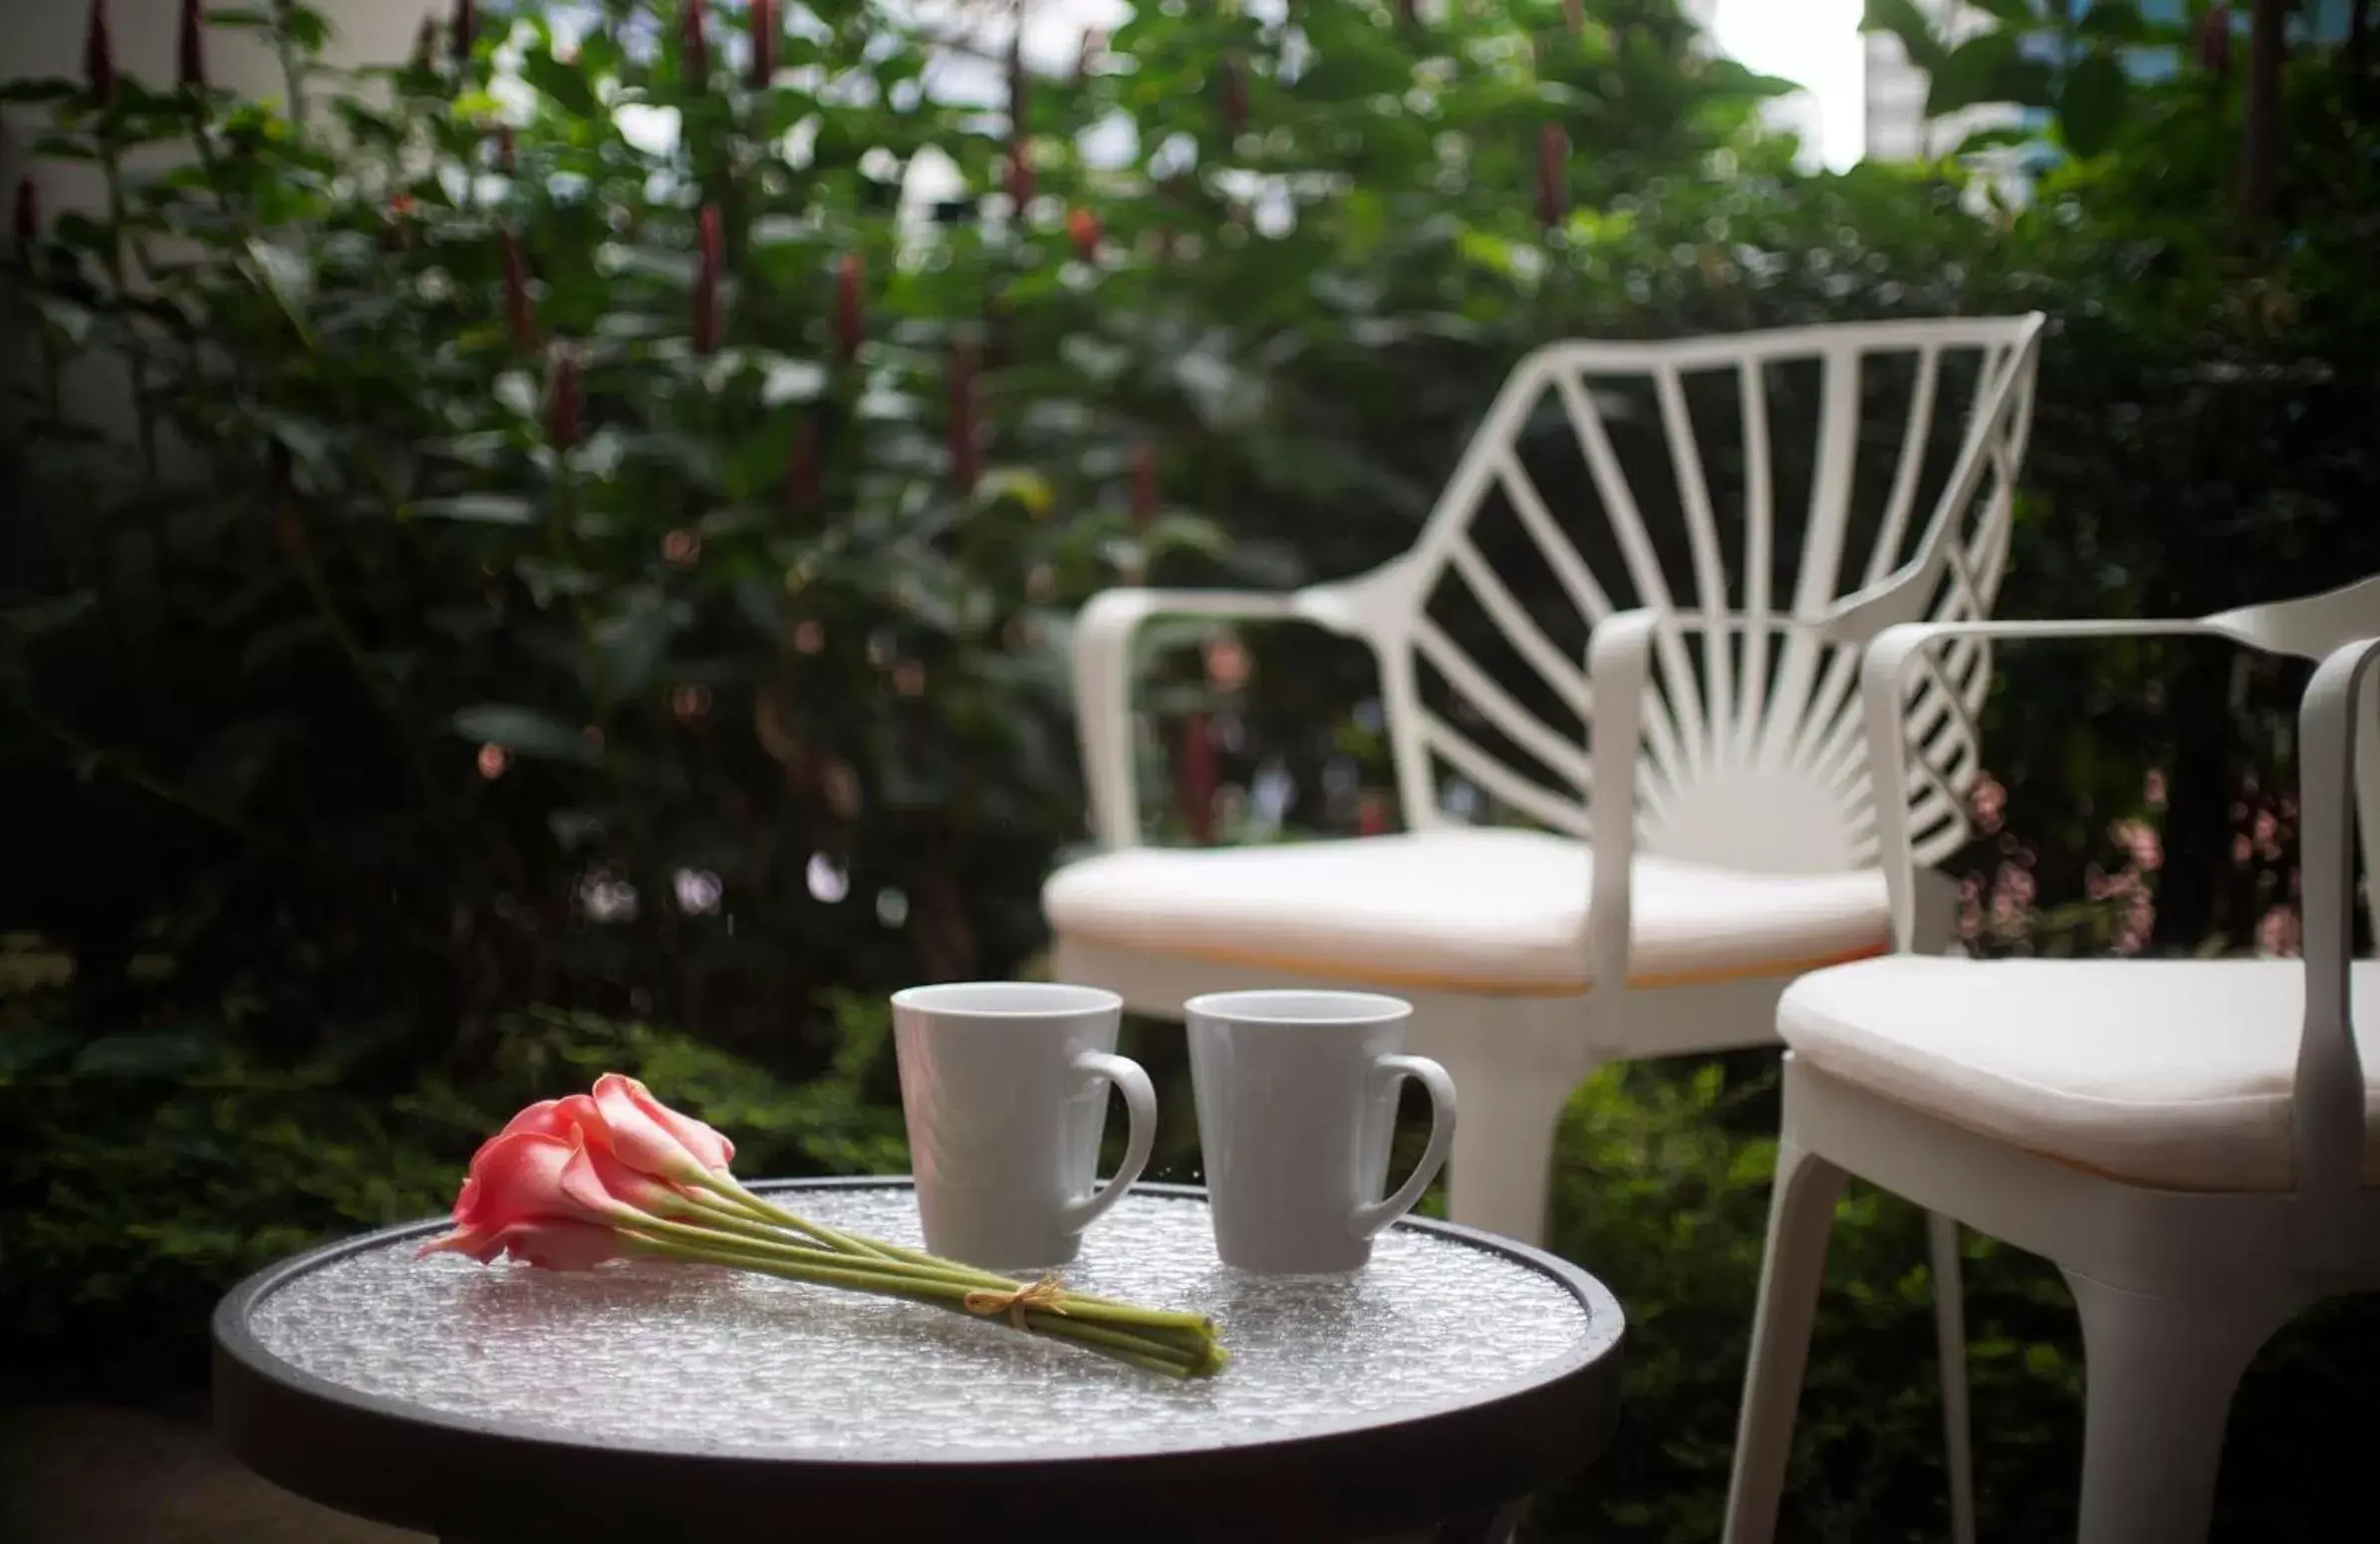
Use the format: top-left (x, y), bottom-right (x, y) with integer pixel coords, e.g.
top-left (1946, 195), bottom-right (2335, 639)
top-left (1043, 828), bottom-right (1891, 997)
top-left (1781, 955), bottom-right (2380, 1191)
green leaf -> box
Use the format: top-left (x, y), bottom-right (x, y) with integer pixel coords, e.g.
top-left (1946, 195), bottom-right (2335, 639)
top-left (1952, 126), bottom-right (2036, 156)
top-left (2058, 51), bottom-right (2131, 159)
top-left (1927, 32), bottom-right (2054, 117)
top-left (1968, 0), bottom-right (2039, 20)
top-left (1861, 0), bottom-right (1948, 73)
top-left (241, 236), bottom-right (315, 345)
top-left (522, 48), bottom-right (598, 119)
top-left (412, 494), bottom-right (538, 526)
top-left (74, 1027), bottom-right (218, 1078)
top-left (2075, 1), bottom-right (2146, 42)
top-left (0, 79), bottom-right (79, 105)
top-left (451, 704), bottom-right (599, 764)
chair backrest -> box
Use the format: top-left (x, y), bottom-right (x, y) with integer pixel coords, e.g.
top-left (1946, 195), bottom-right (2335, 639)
top-left (1341, 315), bottom-right (2047, 875)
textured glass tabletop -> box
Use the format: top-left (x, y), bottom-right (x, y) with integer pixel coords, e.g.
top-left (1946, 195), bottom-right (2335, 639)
top-left (234, 1180), bottom-right (1618, 1462)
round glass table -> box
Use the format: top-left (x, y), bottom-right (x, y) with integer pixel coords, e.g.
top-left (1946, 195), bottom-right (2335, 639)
top-left (213, 1179), bottom-right (1625, 1542)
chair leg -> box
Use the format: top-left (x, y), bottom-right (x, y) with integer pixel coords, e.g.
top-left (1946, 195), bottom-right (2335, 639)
top-left (2062, 1270), bottom-right (2286, 1544)
top-left (1928, 1210), bottom-right (1977, 1544)
top-left (1722, 1138), bottom-right (1848, 1544)
top-left (1436, 1050), bottom-right (1583, 1247)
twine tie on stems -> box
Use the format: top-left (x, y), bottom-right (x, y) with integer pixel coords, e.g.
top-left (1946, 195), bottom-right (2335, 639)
top-left (963, 1274), bottom-right (1070, 1330)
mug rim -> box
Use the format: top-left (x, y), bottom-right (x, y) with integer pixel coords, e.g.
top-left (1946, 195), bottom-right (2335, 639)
top-left (1184, 988), bottom-right (1413, 1027)
top-left (891, 980), bottom-right (1122, 1019)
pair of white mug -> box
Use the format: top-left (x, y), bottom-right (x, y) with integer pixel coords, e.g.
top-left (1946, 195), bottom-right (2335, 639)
top-left (890, 983), bottom-right (1458, 1275)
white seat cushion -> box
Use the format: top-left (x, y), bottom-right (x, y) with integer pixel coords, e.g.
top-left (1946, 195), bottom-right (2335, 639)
top-left (1043, 828), bottom-right (1890, 997)
top-left (1781, 955), bottom-right (2380, 1191)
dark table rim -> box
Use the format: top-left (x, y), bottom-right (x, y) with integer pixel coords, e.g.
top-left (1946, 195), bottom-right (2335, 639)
top-left (213, 1177), bottom-right (1626, 1541)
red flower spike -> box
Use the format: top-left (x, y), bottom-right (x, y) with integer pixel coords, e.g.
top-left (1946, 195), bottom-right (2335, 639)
top-left (451, 0), bottom-right (476, 67)
top-left (13, 178), bottom-right (36, 254)
top-left (1535, 123), bottom-right (1568, 230)
top-left (1006, 144), bottom-right (1036, 211)
top-left (692, 204), bottom-right (723, 356)
top-left (948, 341), bottom-right (981, 497)
top-left (84, 0), bottom-right (115, 108)
top-left (1180, 714), bottom-right (1216, 844)
top-left (410, 15), bottom-right (436, 73)
top-left (2197, 3), bottom-right (2233, 79)
top-left (1008, 26), bottom-right (1029, 135)
top-left (750, 0), bottom-right (777, 88)
top-left (545, 346), bottom-right (583, 451)
top-left (495, 125), bottom-right (516, 177)
top-left (1067, 206), bottom-right (1102, 263)
top-left (1218, 52), bottom-right (1248, 137)
top-left (177, 0), bottom-right (206, 94)
top-left (681, 0), bottom-right (710, 92)
top-left (501, 228), bottom-right (537, 352)
top-left (1130, 440), bottom-right (1159, 526)
top-left (783, 417), bottom-right (820, 518)
top-left (834, 252), bottom-right (865, 364)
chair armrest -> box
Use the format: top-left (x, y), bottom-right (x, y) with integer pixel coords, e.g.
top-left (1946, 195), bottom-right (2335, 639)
top-left (1071, 586), bottom-right (1372, 851)
top-left (1859, 618), bottom-right (2224, 950)
top-left (1584, 609), bottom-right (1788, 998)
top-left (2293, 636), bottom-right (2380, 1237)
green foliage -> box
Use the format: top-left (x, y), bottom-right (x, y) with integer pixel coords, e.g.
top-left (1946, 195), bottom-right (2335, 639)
top-left (0, 996), bottom-right (904, 1395)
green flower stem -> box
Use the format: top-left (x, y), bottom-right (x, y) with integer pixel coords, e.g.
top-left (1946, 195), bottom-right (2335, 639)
top-left (664, 1192), bottom-right (1215, 1336)
top-left (624, 1232), bottom-right (1215, 1378)
top-left (686, 1169), bottom-right (906, 1264)
top-left (636, 1211), bottom-right (1211, 1334)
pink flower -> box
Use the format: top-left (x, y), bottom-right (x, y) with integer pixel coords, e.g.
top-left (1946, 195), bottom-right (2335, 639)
top-left (561, 1132), bottom-right (688, 1220)
top-left (2257, 903), bottom-right (2301, 958)
top-left (423, 1130), bottom-right (615, 1260)
top-left (591, 1072), bottom-right (735, 1181)
top-left (493, 1219), bottom-right (635, 1270)
top-left (421, 1218), bottom-right (631, 1271)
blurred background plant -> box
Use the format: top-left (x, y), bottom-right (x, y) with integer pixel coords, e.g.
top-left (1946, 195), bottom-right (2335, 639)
top-left (3, 0), bottom-right (2377, 1538)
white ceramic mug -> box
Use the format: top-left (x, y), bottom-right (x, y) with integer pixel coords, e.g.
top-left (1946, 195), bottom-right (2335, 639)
top-left (890, 981), bottom-right (1157, 1270)
top-left (1186, 989), bottom-right (1457, 1275)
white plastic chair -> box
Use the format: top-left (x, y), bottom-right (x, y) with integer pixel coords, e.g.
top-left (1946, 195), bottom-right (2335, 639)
top-left (1722, 575), bottom-right (2380, 1544)
top-left (1045, 315), bottom-right (2047, 1244)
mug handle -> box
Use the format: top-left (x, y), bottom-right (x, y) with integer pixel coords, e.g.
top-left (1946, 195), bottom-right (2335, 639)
top-left (1059, 1049), bottom-right (1158, 1233)
top-left (1349, 1053), bottom-right (1458, 1239)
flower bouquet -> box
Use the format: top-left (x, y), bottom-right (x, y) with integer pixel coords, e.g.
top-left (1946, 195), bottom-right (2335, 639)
top-left (424, 1074), bottom-right (1228, 1379)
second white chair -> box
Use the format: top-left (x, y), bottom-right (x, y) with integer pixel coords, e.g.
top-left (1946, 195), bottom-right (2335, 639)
top-left (1723, 575), bottom-right (2380, 1544)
